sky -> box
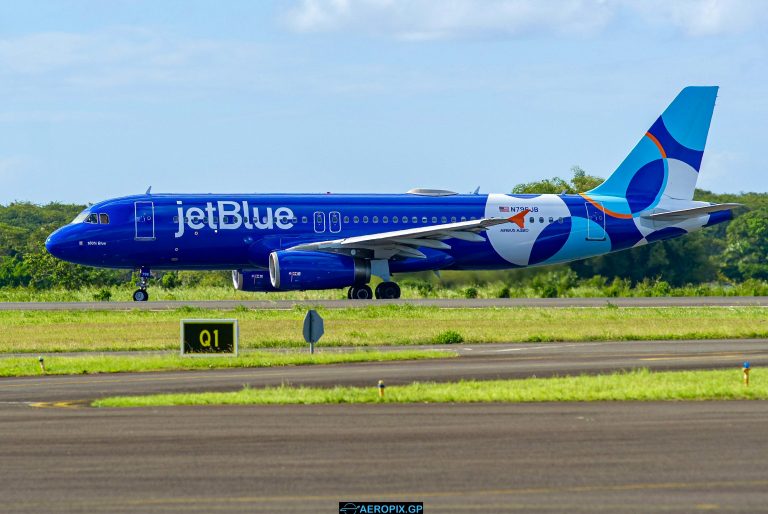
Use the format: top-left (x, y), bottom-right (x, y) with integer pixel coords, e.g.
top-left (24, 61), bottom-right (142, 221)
top-left (0, 0), bottom-right (766, 205)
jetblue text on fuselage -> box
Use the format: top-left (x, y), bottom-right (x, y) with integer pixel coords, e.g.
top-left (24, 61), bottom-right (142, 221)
top-left (174, 201), bottom-right (295, 238)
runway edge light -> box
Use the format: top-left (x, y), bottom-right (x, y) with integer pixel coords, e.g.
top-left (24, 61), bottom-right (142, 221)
top-left (742, 361), bottom-right (750, 386)
top-left (378, 380), bottom-right (386, 399)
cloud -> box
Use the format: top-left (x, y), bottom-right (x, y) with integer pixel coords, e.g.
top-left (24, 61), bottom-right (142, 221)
top-left (283, 0), bottom-right (767, 39)
top-left (629, 0), bottom-right (763, 37)
top-left (0, 27), bottom-right (264, 92)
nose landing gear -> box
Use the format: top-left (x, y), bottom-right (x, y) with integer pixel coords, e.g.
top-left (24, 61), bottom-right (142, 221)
top-left (133, 267), bottom-right (151, 302)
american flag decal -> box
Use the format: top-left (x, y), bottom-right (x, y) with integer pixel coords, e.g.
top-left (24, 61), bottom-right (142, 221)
top-left (499, 206), bottom-right (510, 212)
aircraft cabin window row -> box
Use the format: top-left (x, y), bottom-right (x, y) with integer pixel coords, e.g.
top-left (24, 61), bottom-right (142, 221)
top-left (170, 211), bottom-right (485, 227)
top-left (528, 216), bottom-right (565, 224)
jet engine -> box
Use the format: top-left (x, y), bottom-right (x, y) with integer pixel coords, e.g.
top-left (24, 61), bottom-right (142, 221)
top-left (232, 269), bottom-right (277, 292)
top-left (268, 251), bottom-right (370, 290)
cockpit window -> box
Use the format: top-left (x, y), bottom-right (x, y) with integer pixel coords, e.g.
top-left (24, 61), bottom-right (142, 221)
top-left (85, 213), bottom-right (99, 224)
top-left (99, 213), bottom-right (109, 224)
top-left (71, 211), bottom-right (89, 224)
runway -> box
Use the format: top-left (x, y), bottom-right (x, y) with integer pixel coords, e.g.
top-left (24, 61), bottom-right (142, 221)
top-left (1, 339), bottom-right (767, 403)
top-left (1, 295), bottom-right (768, 310)
top-left (2, 339), bottom-right (767, 513)
top-left (2, 402), bottom-right (767, 513)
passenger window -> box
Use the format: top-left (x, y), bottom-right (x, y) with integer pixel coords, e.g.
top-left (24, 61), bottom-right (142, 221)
top-left (529, 217), bottom-right (535, 223)
top-left (412, 216), bottom-right (417, 223)
top-left (431, 216), bottom-right (437, 223)
top-left (302, 216), bottom-right (308, 223)
top-left (393, 216), bottom-right (398, 223)
top-left (354, 216), bottom-right (360, 223)
top-left (173, 216), bottom-right (179, 223)
top-left (539, 217), bottom-right (544, 223)
top-left (558, 217), bottom-right (564, 223)
top-left (421, 216), bottom-right (427, 223)
top-left (451, 216), bottom-right (457, 223)
top-left (441, 216), bottom-right (447, 223)
top-left (549, 217), bottom-right (553, 223)
top-left (470, 216), bottom-right (477, 220)
top-left (363, 216), bottom-right (369, 223)
top-left (461, 216), bottom-right (467, 222)
top-left (99, 213), bottom-right (109, 224)
top-left (373, 216), bottom-right (379, 223)
top-left (85, 213), bottom-right (98, 224)
top-left (383, 216), bottom-right (389, 223)
top-left (343, 216), bottom-right (349, 223)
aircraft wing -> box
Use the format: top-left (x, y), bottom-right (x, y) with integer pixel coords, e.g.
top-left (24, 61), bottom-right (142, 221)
top-left (640, 203), bottom-right (742, 221)
top-left (286, 216), bottom-right (516, 260)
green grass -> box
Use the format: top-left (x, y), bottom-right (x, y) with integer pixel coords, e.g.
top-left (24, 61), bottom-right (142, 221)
top-left (0, 349), bottom-right (455, 377)
top-left (93, 368), bottom-right (767, 407)
top-left (1, 305), bottom-right (767, 353)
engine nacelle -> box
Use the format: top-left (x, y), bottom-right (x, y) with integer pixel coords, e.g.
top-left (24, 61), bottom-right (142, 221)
top-left (232, 269), bottom-right (277, 292)
top-left (268, 251), bottom-right (370, 290)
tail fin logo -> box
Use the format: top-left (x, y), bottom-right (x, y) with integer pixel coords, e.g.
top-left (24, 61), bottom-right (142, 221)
top-left (509, 209), bottom-right (530, 228)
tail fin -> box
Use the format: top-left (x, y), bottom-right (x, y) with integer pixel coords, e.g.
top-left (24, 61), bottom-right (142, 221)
top-left (586, 86), bottom-right (718, 213)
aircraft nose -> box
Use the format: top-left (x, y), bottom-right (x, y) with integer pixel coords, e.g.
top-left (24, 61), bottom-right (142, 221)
top-left (45, 229), bottom-right (68, 259)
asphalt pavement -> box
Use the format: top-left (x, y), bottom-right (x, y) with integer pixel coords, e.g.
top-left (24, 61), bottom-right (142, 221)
top-left (1, 402), bottom-right (767, 513)
top-left (2, 339), bottom-right (767, 513)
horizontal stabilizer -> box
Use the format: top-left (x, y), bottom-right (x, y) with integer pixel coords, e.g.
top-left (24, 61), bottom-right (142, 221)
top-left (641, 203), bottom-right (742, 221)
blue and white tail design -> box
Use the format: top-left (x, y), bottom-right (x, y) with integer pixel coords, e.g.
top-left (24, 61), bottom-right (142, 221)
top-left (585, 86), bottom-right (718, 214)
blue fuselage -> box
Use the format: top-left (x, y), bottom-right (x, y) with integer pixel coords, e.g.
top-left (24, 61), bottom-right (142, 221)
top-left (45, 192), bottom-right (730, 274)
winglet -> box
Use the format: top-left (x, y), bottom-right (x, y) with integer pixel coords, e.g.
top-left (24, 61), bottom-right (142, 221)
top-left (508, 209), bottom-right (530, 229)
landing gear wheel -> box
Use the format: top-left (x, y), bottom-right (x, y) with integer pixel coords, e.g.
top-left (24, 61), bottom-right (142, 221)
top-left (375, 282), bottom-right (401, 299)
top-left (134, 266), bottom-right (151, 302)
top-left (348, 285), bottom-right (373, 300)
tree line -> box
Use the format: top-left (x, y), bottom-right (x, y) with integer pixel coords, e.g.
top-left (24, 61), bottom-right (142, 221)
top-left (1, 168), bottom-right (766, 291)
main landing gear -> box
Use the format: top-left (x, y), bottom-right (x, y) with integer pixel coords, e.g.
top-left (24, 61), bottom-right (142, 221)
top-left (348, 284), bottom-right (373, 300)
top-left (133, 267), bottom-right (151, 302)
top-left (348, 282), bottom-right (401, 300)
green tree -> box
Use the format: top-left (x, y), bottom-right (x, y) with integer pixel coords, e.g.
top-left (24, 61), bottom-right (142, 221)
top-left (512, 166), bottom-right (604, 194)
top-left (722, 208), bottom-right (768, 280)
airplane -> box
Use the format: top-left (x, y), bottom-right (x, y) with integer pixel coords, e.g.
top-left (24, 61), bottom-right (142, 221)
top-left (46, 86), bottom-right (739, 301)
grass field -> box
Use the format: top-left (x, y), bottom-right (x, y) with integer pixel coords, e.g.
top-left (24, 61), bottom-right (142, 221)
top-left (0, 305), bottom-right (766, 353)
top-left (0, 349), bottom-right (454, 377)
top-left (93, 368), bottom-right (766, 407)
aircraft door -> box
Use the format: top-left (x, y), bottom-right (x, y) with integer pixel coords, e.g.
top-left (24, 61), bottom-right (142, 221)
top-left (329, 211), bottom-right (341, 233)
top-left (584, 202), bottom-right (606, 241)
top-left (313, 211), bottom-right (326, 233)
top-left (134, 201), bottom-right (156, 241)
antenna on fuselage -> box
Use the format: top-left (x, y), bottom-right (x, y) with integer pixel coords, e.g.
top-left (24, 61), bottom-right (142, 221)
top-left (145, 186), bottom-right (152, 195)
top-left (471, 186), bottom-right (480, 194)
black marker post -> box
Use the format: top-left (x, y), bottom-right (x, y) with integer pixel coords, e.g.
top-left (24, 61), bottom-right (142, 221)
top-left (303, 310), bottom-right (324, 354)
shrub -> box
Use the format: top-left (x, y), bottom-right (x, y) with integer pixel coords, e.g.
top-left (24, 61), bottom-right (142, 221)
top-left (433, 330), bottom-right (464, 344)
top-left (416, 282), bottom-right (434, 297)
top-left (92, 288), bottom-right (112, 302)
top-left (161, 272), bottom-right (181, 289)
top-left (463, 287), bottom-right (479, 299)
top-left (497, 286), bottom-right (511, 298)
